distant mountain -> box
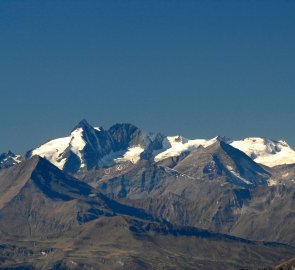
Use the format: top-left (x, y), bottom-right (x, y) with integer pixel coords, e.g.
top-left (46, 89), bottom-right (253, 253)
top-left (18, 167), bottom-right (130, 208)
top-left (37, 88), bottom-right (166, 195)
top-left (2, 120), bottom-right (287, 177)
top-left (0, 150), bottom-right (22, 169)
top-left (231, 137), bottom-right (295, 167)
top-left (153, 135), bottom-right (295, 168)
top-left (25, 120), bottom-right (164, 174)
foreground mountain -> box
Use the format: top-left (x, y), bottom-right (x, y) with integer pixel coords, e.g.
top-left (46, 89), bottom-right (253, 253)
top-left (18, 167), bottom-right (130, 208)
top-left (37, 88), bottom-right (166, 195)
top-left (0, 156), bottom-right (159, 237)
top-left (229, 182), bottom-right (295, 245)
top-left (2, 215), bottom-right (295, 269)
top-left (0, 157), bottom-right (293, 269)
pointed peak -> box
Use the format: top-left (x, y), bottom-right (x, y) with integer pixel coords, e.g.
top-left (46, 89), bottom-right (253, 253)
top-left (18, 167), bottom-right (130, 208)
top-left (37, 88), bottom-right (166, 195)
top-left (108, 123), bottom-right (142, 151)
top-left (213, 136), bottom-right (232, 143)
top-left (205, 138), bottom-right (235, 153)
top-left (71, 119), bottom-right (93, 132)
top-left (0, 150), bottom-right (15, 158)
top-left (7, 150), bottom-right (15, 156)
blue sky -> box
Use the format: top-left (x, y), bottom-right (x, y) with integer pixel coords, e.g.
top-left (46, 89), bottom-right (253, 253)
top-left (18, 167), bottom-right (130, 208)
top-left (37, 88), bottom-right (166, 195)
top-left (1, 0), bottom-right (295, 152)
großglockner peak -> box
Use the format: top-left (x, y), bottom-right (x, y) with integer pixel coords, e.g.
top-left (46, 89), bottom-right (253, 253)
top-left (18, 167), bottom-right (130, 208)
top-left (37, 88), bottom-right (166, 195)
top-left (25, 120), bottom-right (165, 173)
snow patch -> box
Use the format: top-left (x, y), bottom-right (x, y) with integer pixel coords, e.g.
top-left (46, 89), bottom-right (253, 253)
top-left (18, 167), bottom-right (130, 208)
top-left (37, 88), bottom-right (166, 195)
top-left (154, 136), bottom-right (217, 162)
top-left (100, 146), bottom-right (144, 166)
top-left (226, 165), bottom-right (252, 185)
top-left (231, 137), bottom-right (295, 167)
top-left (70, 128), bottom-right (86, 165)
top-left (268, 178), bottom-right (278, 186)
top-left (115, 146), bottom-right (144, 164)
top-left (32, 128), bottom-right (86, 169)
top-left (32, 136), bottom-right (71, 169)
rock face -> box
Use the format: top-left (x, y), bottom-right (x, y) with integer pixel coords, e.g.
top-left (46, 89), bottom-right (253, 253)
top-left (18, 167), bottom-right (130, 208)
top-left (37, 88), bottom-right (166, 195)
top-left (230, 183), bottom-right (295, 244)
top-left (25, 120), bottom-right (115, 173)
top-left (108, 123), bottom-right (144, 151)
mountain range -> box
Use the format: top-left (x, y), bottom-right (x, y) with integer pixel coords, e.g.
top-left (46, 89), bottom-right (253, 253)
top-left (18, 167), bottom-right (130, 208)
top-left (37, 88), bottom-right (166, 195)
top-left (1, 119), bottom-right (295, 269)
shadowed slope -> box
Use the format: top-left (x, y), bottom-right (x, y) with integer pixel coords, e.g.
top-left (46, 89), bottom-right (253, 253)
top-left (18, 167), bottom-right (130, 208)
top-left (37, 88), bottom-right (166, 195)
top-left (0, 156), bottom-right (158, 237)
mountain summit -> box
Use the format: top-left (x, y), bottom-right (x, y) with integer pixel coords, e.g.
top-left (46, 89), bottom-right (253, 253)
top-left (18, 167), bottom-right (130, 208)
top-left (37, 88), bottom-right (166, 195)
top-left (5, 120), bottom-right (290, 175)
top-left (25, 120), bottom-right (165, 173)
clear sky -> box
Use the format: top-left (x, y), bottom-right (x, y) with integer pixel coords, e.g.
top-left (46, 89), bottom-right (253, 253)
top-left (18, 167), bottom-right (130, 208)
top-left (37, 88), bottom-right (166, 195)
top-left (1, 0), bottom-right (295, 153)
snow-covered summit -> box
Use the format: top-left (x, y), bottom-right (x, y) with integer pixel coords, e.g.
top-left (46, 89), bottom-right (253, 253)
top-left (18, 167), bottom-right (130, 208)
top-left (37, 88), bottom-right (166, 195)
top-left (30, 127), bottom-right (86, 170)
top-left (154, 134), bottom-right (295, 168)
top-left (27, 120), bottom-right (163, 172)
top-left (20, 120), bottom-right (295, 172)
top-left (230, 137), bottom-right (295, 167)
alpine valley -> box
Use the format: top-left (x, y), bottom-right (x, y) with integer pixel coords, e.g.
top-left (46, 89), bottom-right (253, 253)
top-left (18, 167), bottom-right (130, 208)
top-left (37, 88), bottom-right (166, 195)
top-left (1, 119), bottom-right (295, 269)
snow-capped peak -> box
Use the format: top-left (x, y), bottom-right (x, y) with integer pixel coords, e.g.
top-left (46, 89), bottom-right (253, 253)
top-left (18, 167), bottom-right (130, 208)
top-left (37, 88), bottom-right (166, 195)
top-left (30, 122), bottom-right (92, 170)
top-left (153, 135), bottom-right (295, 168)
top-left (25, 120), bottom-right (295, 172)
top-left (154, 135), bottom-right (218, 162)
top-left (230, 137), bottom-right (295, 167)
top-left (28, 121), bottom-right (163, 172)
